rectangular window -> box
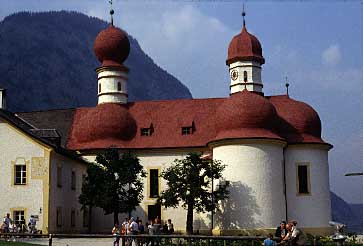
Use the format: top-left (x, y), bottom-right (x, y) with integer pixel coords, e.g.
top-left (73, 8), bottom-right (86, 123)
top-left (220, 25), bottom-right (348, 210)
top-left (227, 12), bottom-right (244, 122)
top-left (141, 128), bottom-right (151, 136)
top-left (117, 82), bottom-right (122, 91)
top-left (13, 210), bottom-right (25, 226)
top-left (71, 170), bottom-right (76, 190)
top-left (297, 163), bottom-right (310, 194)
top-left (181, 126), bottom-right (192, 135)
top-left (71, 209), bottom-right (76, 227)
top-left (14, 164), bottom-right (26, 185)
top-left (57, 166), bottom-right (62, 188)
top-left (147, 204), bottom-right (161, 222)
top-left (56, 207), bottom-right (62, 227)
top-left (149, 169), bottom-right (159, 198)
top-left (98, 83), bottom-right (101, 93)
top-left (83, 207), bottom-right (89, 227)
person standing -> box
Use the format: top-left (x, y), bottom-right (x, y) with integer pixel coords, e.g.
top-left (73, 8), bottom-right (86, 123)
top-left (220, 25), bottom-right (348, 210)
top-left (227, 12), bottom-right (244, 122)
top-left (3, 213), bottom-right (12, 233)
top-left (263, 233), bottom-right (275, 246)
top-left (129, 217), bottom-right (139, 246)
top-left (28, 215), bottom-right (37, 234)
top-left (166, 219), bottom-right (174, 234)
top-left (112, 222), bottom-right (121, 246)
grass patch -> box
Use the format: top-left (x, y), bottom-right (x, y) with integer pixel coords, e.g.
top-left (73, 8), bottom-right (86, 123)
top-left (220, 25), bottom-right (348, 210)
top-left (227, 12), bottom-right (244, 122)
top-left (0, 240), bottom-right (44, 246)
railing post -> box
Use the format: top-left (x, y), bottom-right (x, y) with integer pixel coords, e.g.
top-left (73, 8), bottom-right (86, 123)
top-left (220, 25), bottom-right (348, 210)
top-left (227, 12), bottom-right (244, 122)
top-left (122, 236), bottom-right (125, 246)
top-left (48, 234), bottom-right (52, 246)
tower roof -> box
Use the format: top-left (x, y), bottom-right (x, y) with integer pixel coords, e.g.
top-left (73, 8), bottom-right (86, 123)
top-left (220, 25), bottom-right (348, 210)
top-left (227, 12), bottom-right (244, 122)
top-left (226, 26), bottom-right (265, 65)
top-left (93, 25), bottom-right (130, 67)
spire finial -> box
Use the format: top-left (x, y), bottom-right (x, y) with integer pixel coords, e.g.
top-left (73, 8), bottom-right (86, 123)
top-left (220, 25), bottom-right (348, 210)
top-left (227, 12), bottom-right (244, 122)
top-left (242, 3), bottom-right (246, 27)
top-left (109, 0), bottom-right (114, 25)
top-left (285, 76), bottom-right (290, 96)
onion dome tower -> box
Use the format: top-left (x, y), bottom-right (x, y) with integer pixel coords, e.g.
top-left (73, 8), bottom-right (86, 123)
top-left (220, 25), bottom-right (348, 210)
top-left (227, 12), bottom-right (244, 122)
top-left (93, 5), bottom-right (130, 104)
top-left (227, 7), bottom-right (265, 94)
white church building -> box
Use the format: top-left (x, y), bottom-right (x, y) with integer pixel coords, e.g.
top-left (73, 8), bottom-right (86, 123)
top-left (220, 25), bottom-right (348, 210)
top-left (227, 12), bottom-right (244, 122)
top-left (0, 12), bottom-right (332, 235)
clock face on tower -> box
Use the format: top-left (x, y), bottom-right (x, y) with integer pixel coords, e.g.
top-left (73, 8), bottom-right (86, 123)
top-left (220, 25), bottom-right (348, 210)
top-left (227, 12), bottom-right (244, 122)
top-left (231, 69), bottom-right (238, 81)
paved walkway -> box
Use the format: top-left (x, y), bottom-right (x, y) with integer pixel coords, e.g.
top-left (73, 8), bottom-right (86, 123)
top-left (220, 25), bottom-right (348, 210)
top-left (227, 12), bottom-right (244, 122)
top-left (15, 237), bottom-right (114, 246)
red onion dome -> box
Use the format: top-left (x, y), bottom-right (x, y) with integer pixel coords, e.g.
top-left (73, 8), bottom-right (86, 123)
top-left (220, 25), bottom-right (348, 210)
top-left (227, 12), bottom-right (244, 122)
top-left (269, 96), bottom-right (324, 144)
top-left (73, 103), bottom-right (136, 144)
top-left (215, 90), bottom-right (282, 141)
top-left (226, 26), bottom-right (265, 65)
top-left (94, 25), bottom-right (130, 67)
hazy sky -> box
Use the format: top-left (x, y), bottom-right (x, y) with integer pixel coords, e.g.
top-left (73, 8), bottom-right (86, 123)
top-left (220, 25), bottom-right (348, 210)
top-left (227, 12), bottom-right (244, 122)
top-left (1, 0), bottom-right (362, 203)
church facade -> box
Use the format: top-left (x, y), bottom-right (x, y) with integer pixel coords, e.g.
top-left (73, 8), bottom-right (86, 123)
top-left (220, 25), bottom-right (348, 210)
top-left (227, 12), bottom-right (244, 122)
top-left (0, 13), bottom-right (332, 235)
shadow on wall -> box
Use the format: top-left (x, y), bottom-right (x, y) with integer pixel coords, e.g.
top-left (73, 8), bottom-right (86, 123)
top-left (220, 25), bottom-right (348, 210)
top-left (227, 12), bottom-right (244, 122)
top-left (215, 181), bottom-right (262, 229)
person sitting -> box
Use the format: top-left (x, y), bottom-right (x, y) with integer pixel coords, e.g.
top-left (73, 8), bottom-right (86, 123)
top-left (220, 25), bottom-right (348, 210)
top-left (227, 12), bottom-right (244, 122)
top-left (275, 221), bottom-right (286, 241)
top-left (263, 233), bottom-right (275, 246)
top-left (282, 221), bottom-right (302, 246)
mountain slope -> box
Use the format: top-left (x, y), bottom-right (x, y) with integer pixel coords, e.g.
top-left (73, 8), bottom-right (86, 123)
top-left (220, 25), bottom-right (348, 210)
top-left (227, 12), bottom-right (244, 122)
top-left (0, 11), bottom-right (192, 112)
top-left (331, 191), bottom-right (363, 233)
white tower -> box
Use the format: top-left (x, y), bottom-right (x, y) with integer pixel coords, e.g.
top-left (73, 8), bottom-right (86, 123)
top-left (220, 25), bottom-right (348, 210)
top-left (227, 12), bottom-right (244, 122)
top-left (226, 10), bottom-right (265, 94)
top-left (96, 66), bottom-right (128, 104)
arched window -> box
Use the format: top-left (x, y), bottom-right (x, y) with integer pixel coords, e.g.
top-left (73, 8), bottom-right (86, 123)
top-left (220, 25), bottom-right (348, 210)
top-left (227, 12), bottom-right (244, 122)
top-left (243, 71), bottom-right (248, 82)
top-left (117, 82), bottom-right (122, 91)
top-left (98, 83), bottom-right (101, 93)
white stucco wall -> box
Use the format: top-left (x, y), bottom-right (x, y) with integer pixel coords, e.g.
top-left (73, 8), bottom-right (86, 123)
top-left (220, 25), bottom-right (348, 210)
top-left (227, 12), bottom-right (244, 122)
top-left (0, 119), bottom-right (45, 231)
top-left (212, 141), bottom-right (286, 229)
top-left (82, 149), bottom-right (212, 233)
top-left (285, 145), bottom-right (331, 228)
top-left (97, 70), bottom-right (128, 104)
top-left (48, 152), bottom-right (87, 233)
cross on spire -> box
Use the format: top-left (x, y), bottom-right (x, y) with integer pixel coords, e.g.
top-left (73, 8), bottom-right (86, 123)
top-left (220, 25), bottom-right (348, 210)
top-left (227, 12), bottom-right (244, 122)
top-left (285, 76), bottom-right (290, 96)
top-left (242, 3), bottom-right (246, 27)
top-left (109, 0), bottom-right (114, 25)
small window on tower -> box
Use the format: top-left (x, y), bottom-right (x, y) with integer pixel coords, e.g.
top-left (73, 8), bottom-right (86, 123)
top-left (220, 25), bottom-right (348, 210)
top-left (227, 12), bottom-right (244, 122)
top-left (98, 83), bottom-right (101, 93)
top-left (117, 82), bottom-right (122, 91)
top-left (243, 71), bottom-right (248, 82)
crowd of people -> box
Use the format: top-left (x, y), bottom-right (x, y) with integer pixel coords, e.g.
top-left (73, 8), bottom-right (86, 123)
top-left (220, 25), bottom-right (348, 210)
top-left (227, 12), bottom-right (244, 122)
top-left (263, 220), bottom-right (304, 246)
top-left (112, 217), bottom-right (174, 246)
top-left (0, 213), bottom-right (38, 235)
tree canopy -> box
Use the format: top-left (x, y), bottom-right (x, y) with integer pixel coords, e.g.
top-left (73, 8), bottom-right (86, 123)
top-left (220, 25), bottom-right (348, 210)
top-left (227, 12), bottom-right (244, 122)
top-left (79, 148), bottom-right (146, 225)
top-left (158, 152), bottom-right (229, 234)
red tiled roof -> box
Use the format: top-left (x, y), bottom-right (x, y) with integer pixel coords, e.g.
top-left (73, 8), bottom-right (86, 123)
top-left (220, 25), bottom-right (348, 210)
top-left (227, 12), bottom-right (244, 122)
top-left (227, 26), bottom-right (265, 65)
top-left (67, 98), bottom-right (224, 150)
top-left (215, 90), bottom-right (282, 141)
top-left (268, 95), bottom-right (326, 145)
top-left (66, 93), bottom-right (328, 150)
top-left (94, 25), bottom-right (130, 67)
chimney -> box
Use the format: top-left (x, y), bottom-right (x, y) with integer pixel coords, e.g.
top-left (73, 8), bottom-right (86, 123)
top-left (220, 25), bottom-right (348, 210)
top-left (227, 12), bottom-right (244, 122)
top-left (0, 88), bottom-right (6, 110)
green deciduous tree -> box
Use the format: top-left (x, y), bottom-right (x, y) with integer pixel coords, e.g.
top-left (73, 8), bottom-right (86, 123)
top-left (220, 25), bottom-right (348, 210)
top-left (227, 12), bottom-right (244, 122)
top-left (158, 152), bottom-right (229, 234)
top-left (79, 148), bottom-right (146, 225)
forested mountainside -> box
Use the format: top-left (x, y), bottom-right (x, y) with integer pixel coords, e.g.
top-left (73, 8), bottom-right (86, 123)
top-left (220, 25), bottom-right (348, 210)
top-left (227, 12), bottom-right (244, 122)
top-left (0, 11), bottom-right (192, 112)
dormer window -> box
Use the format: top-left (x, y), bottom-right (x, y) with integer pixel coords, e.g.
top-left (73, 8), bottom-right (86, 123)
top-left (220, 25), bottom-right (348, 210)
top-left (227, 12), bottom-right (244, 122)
top-left (182, 126), bottom-right (192, 135)
top-left (141, 124), bottom-right (154, 136)
top-left (181, 121), bottom-right (195, 135)
top-left (141, 128), bottom-right (151, 136)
